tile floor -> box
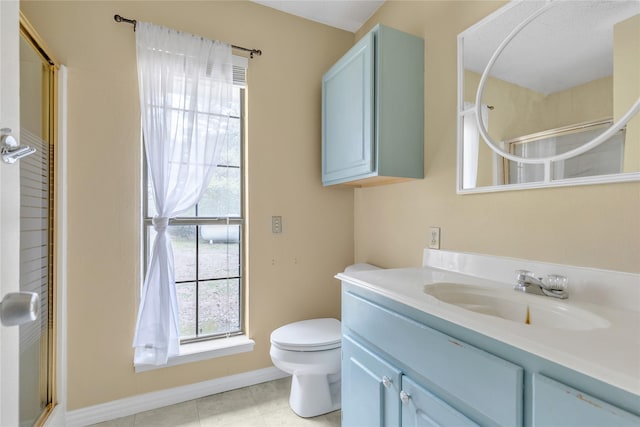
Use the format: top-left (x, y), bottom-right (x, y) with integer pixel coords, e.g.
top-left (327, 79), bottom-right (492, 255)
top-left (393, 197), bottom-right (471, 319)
top-left (90, 377), bottom-right (341, 427)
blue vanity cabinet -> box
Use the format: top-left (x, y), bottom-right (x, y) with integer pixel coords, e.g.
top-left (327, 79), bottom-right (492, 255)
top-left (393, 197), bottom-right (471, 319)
top-left (532, 374), bottom-right (640, 426)
top-left (322, 24), bottom-right (424, 187)
top-left (341, 282), bottom-right (640, 427)
top-left (342, 335), bottom-right (478, 427)
top-left (342, 288), bottom-right (524, 426)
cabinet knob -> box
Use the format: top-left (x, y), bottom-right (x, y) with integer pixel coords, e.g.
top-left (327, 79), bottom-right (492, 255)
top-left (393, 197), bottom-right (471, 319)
top-left (400, 390), bottom-right (411, 405)
top-left (382, 376), bottom-right (392, 389)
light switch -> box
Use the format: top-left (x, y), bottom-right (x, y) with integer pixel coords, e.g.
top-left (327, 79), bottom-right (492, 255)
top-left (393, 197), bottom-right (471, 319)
top-left (272, 216), bottom-right (282, 233)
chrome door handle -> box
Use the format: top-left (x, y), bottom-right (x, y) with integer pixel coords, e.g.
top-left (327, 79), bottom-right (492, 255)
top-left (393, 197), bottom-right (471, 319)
top-left (0, 292), bottom-right (39, 326)
top-left (1, 128), bottom-right (35, 164)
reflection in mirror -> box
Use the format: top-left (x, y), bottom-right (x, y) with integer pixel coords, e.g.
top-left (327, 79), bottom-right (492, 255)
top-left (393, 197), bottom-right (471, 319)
top-left (458, 0), bottom-right (640, 192)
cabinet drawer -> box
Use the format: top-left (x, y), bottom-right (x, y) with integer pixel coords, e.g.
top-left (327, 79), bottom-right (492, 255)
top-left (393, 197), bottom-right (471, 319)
top-left (532, 374), bottom-right (640, 426)
top-left (343, 291), bottom-right (523, 426)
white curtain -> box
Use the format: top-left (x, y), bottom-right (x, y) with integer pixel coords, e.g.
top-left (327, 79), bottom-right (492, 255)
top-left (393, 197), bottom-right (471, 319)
top-left (133, 22), bottom-right (233, 365)
top-left (462, 102), bottom-right (489, 189)
top-left (514, 138), bottom-right (554, 183)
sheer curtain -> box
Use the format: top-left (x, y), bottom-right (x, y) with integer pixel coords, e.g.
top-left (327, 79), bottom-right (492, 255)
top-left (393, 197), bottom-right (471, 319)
top-left (133, 22), bottom-right (233, 365)
top-left (462, 102), bottom-right (489, 189)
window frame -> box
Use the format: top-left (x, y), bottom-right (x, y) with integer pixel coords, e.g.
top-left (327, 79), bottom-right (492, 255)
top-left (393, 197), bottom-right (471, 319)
top-left (142, 86), bottom-right (246, 345)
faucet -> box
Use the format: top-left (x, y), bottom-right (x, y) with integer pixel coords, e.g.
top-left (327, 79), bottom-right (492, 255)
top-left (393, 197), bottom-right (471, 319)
top-left (514, 270), bottom-right (568, 299)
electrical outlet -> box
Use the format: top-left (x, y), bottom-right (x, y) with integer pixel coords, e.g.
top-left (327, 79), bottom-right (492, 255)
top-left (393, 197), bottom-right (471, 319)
top-left (272, 216), bottom-right (282, 233)
top-left (428, 227), bottom-right (440, 249)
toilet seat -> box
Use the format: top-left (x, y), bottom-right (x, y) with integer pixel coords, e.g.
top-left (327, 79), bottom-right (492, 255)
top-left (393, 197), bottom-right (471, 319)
top-left (271, 318), bottom-right (341, 352)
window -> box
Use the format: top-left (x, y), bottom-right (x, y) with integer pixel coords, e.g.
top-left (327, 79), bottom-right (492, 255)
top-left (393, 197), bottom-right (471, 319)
top-left (143, 58), bottom-right (246, 344)
top-left (504, 119), bottom-right (625, 185)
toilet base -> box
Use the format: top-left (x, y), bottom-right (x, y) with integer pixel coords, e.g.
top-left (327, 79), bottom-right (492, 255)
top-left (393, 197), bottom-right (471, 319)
top-left (289, 373), bottom-right (341, 418)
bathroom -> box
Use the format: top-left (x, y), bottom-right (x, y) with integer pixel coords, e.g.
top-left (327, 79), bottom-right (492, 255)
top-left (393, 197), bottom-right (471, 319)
top-left (1, 0), bottom-right (638, 425)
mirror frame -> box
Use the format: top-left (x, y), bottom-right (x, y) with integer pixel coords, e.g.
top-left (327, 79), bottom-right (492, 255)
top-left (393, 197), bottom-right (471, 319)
top-left (457, 0), bottom-right (640, 194)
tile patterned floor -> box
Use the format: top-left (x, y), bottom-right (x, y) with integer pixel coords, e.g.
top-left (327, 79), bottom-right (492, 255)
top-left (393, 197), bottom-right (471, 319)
top-left (89, 377), bottom-right (341, 427)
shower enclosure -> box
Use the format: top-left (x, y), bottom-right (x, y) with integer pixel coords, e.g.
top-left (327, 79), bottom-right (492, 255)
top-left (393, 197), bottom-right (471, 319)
top-left (19, 16), bottom-right (57, 427)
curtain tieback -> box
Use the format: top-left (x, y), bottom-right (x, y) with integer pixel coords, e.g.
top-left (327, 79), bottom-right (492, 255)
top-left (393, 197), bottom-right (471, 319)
top-left (152, 216), bottom-right (170, 233)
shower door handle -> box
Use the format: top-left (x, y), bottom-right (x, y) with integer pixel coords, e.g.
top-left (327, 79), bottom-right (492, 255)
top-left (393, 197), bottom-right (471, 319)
top-left (1, 128), bottom-right (36, 164)
top-left (0, 292), bottom-right (39, 326)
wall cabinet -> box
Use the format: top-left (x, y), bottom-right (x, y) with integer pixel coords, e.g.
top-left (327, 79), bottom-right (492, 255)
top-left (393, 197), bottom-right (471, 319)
top-left (322, 24), bottom-right (424, 187)
top-left (341, 283), bottom-right (640, 426)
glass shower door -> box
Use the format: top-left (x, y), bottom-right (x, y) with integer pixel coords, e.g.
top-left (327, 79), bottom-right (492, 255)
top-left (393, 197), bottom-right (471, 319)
top-left (19, 25), bottom-right (56, 427)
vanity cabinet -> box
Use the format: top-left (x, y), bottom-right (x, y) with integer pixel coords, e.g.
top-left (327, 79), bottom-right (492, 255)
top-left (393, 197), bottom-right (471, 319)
top-left (321, 24), bottom-right (424, 187)
top-left (532, 374), bottom-right (640, 426)
top-left (342, 289), bottom-right (523, 426)
top-left (341, 283), bottom-right (640, 427)
top-left (343, 334), bottom-right (479, 427)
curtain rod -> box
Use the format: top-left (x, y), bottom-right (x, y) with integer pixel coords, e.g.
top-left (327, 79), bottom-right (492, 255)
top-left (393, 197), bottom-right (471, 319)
top-left (114, 14), bottom-right (262, 58)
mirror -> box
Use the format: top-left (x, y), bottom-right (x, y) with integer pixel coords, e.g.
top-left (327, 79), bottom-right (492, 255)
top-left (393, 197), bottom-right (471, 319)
top-left (457, 0), bottom-right (640, 192)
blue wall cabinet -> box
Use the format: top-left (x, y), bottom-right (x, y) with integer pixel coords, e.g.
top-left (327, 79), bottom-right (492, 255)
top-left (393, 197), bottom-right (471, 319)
top-left (341, 283), bottom-right (640, 427)
top-left (322, 24), bottom-right (424, 187)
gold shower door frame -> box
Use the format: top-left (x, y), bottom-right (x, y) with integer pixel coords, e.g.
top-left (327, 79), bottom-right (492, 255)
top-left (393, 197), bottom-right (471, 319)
top-left (19, 13), bottom-right (57, 427)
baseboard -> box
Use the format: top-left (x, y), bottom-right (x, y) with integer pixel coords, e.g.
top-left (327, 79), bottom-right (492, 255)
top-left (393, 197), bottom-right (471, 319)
top-left (65, 366), bottom-right (288, 427)
top-left (43, 404), bottom-right (66, 427)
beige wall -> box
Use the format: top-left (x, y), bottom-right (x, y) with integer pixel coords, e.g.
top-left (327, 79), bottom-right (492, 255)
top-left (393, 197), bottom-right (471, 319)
top-left (21, 1), bottom-right (354, 410)
top-left (465, 72), bottom-right (613, 139)
top-left (354, 1), bottom-right (640, 272)
top-left (464, 70), bottom-right (547, 187)
top-left (543, 76), bottom-right (613, 131)
top-left (465, 70), bottom-right (546, 140)
top-left (615, 15), bottom-right (640, 172)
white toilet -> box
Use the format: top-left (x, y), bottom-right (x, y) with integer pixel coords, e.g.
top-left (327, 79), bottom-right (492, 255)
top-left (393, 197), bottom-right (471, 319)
top-left (270, 318), bottom-right (342, 418)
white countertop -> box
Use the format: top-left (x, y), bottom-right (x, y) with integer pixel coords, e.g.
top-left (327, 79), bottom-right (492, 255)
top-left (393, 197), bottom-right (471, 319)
top-left (337, 265), bottom-right (640, 396)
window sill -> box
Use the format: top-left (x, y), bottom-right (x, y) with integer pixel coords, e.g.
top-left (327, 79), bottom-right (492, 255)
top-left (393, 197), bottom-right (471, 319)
top-left (134, 335), bottom-right (255, 373)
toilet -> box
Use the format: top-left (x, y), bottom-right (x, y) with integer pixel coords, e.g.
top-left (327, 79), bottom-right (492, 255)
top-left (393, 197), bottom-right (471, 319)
top-left (270, 318), bottom-right (342, 418)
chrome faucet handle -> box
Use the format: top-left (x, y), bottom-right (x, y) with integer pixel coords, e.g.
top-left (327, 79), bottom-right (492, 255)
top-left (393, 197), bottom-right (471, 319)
top-left (515, 269), bottom-right (533, 283)
top-left (514, 270), bottom-right (536, 292)
top-left (543, 274), bottom-right (568, 291)
top-left (541, 275), bottom-right (569, 299)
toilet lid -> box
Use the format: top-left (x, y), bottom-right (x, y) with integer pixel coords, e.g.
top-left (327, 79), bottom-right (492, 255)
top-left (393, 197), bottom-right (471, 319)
top-left (271, 318), bottom-right (341, 351)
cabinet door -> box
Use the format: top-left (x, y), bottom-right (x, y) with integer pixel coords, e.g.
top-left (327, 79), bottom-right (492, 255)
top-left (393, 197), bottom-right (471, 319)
top-left (401, 376), bottom-right (479, 427)
top-left (532, 374), bottom-right (640, 427)
top-left (322, 31), bottom-right (375, 186)
top-left (342, 335), bottom-right (401, 427)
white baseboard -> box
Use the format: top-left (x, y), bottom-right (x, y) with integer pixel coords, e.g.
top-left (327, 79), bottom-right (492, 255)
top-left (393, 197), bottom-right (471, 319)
top-left (65, 366), bottom-right (289, 427)
top-left (43, 404), bottom-right (66, 427)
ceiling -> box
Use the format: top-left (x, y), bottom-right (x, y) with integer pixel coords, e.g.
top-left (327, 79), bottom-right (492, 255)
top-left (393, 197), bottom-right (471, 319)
top-left (251, 0), bottom-right (385, 33)
top-left (463, 0), bottom-right (640, 95)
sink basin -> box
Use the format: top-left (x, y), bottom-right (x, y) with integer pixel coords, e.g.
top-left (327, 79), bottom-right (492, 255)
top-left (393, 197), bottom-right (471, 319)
top-left (423, 283), bottom-right (610, 330)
